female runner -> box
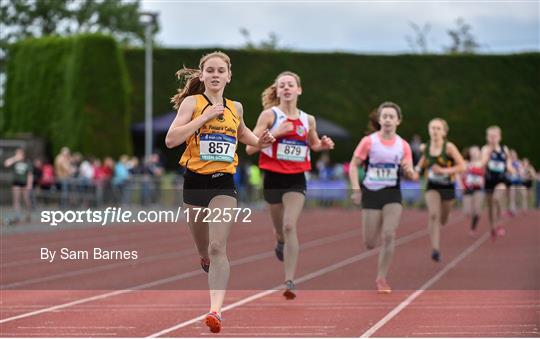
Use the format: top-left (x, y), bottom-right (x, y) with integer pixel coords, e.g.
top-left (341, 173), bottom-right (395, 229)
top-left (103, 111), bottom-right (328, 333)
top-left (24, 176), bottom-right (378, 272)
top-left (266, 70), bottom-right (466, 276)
top-left (166, 51), bottom-right (275, 333)
top-left (349, 102), bottom-right (418, 293)
top-left (246, 71), bottom-right (334, 299)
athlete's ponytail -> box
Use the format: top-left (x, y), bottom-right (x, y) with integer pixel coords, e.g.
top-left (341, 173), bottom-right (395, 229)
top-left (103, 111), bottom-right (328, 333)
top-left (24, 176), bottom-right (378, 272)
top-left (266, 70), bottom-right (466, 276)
top-left (261, 84), bottom-right (279, 110)
top-left (365, 109), bottom-right (381, 134)
top-left (261, 71), bottom-right (302, 109)
top-left (171, 51), bottom-right (232, 110)
top-left (171, 68), bottom-right (204, 110)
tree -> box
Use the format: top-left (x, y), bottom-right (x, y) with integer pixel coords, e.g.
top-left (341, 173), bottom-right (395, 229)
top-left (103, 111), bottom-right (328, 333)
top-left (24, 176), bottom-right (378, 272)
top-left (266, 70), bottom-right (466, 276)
top-left (0, 0), bottom-right (157, 48)
top-left (445, 18), bottom-right (480, 54)
top-left (0, 0), bottom-right (158, 109)
top-left (239, 27), bottom-right (285, 51)
top-left (405, 22), bottom-right (431, 54)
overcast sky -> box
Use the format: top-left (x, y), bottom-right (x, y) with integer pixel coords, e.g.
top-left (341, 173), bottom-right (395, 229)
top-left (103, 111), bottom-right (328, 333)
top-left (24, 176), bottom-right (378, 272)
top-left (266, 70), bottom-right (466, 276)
top-left (140, 0), bottom-right (539, 54)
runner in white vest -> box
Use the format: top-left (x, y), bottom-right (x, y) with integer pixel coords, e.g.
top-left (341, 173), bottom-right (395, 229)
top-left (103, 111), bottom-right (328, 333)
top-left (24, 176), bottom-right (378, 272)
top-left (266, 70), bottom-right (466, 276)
top-left (349, 102), bottom-right (418, 294)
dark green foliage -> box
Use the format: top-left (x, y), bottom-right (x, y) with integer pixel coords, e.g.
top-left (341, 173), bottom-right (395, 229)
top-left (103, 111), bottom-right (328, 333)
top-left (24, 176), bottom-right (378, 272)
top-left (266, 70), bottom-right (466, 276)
top-left (124, 49), bottom-right (540, 166)
top-left (3, 34), bottom-right (132, 157)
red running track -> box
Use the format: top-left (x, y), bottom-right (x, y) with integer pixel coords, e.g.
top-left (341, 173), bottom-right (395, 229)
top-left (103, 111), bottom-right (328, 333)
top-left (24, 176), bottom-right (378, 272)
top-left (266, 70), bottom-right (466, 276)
top-left (1, 208), bottom-right (538, 337)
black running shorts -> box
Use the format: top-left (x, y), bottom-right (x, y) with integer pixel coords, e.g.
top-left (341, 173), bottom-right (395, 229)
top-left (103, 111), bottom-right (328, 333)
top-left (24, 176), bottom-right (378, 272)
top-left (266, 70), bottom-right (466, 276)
top-left (183, 169), bottom-right (237, 207)
top-left (263, 170), bottom-right (306, 204)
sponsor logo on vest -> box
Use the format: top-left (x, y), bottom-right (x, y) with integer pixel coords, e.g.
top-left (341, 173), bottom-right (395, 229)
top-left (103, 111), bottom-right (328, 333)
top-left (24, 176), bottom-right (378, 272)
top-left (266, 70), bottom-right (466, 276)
top-left (296, 125), bottom-right (306, 137)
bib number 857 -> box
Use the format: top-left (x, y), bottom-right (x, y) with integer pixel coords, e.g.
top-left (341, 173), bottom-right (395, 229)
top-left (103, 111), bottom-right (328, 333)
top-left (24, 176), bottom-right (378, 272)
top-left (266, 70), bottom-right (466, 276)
top-left (208, 142), bottom-right (230, 154)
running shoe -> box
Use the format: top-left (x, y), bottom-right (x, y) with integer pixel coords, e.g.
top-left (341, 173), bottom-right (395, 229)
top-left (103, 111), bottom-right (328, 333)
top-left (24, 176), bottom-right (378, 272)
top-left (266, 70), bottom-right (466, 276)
top-left (275, 241), bottom-right (284, 262)
top-left (200, 257), bottom-right (210, 273)
top-left (204, 311), bottom-right (222, 333)
top-left (431, 249), bottom-right (441, 263)
top-left (283, 280), bottom-right (296, 300)
top-left (496, 226), bottom-right (506, 236)
top-left (376, 277), bottom-right (392, 294)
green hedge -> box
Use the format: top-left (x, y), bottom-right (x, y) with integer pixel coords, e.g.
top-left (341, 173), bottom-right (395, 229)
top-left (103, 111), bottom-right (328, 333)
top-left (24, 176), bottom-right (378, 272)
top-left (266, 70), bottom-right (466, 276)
top-left (2, 34), bottom-right (132, 157)
top-left (124, 49), bottom-right (540, 166)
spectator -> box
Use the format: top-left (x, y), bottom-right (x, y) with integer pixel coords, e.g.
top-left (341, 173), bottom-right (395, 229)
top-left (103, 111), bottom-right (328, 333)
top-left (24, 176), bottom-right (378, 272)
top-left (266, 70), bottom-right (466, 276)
top-left (40, 160), bottom-right (55, 205)
top-left (142, 153), bottom-right (163, 205)
top-left (79, 156), bottom-right (95, 206)
top-left (247, 163), bottom-right (262, 203)
top-left (316, 152), bottom-right (331, 181)
top-left (54, 147), bottom-right (73, 207)
top-left (332, 162), bottom-right (345, 180)
top-left (93, 158), bottom-right (113, 206)
top-left (71, 152), bottom-right (83, 205)
top-left (4, 148), bottom-right (33, 224)
top-left (124, 156), bottom-right (142, 205)
top-left (113, 155), bottom-right (130, 204)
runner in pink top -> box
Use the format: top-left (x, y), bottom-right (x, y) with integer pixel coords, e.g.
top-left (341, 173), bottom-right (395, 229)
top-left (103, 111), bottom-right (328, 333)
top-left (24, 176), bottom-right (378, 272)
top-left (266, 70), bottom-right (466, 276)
top-left (348, 102), bottom-right (418, 294)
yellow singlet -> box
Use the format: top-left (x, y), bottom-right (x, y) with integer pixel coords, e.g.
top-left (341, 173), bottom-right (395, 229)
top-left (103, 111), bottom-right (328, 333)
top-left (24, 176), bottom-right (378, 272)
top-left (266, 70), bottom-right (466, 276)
top-left (179, 94), bottom-right (240, 174)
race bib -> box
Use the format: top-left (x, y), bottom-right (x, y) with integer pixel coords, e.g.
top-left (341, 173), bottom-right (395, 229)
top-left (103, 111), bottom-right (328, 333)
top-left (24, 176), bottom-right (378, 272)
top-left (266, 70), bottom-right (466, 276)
top-left (488, 160), bottom-right (505, 173)
top-left (366, 163), bottom-right (398, 183)
top-left (465, 174), bottom-right (483, 187)
top-left (276, 139), bottom-right (308, 162)
top-left (428, 168), bottom-right (450, 184)
top-left (200, 133), bottom-right (236, 162)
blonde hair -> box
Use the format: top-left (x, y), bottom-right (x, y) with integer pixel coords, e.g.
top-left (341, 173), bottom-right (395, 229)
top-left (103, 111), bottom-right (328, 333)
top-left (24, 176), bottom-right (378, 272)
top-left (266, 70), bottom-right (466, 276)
top-left (171, 51), bottom-right (232, 110)
top-left (429, 118), bottom-right (449, 136)
top-left (487, 125), bottom-right (501, 135)
top-left (261, 71), bottom-right (302, 109)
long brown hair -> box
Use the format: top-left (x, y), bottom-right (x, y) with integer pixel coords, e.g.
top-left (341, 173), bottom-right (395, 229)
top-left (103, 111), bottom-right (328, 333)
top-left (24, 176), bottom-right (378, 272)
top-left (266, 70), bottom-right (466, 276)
top-left (170, 51), bottom-right (232, 110)
top-left (377, 101), bottom-right (402, 120)
top-left (365, 109), bottom-right (380, 134)
top-left (365, 101), bottom-right (402, 134)
top-left (261, 71), bottom-right (302, 109)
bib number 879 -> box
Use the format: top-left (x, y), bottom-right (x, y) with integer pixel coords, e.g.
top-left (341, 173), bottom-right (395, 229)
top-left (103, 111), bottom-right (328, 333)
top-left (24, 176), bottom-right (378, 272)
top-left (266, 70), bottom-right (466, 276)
top-left (283, 145), bottom-right (302, 156)
top-left (208, 142), bottom-right (230, 154)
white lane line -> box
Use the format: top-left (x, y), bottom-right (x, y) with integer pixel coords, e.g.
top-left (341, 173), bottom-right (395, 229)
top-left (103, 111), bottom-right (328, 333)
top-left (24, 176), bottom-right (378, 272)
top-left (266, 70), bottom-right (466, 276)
top-left (197, 332), bottom-right (328, 336)
top-left (1, 226), bottom-right (271, 272)
top-left (1, 333), bottom-right (117, 336)
top-left (0, 225), bottom-right (363, 324)
top-left (359, 231), bottom-right (490, 338)
top-left (2, 210), bottom-right (375, 287)
top-left (17, 326), bottom-right (135, 329)
top-left (146, 226), bottom-right (432, 338)
top-left (412, 331), bottom-right (540, 336)
top-left (419, 324), bottom-right (538, 328)
top-left (1, 224), bottom-right (182, 256)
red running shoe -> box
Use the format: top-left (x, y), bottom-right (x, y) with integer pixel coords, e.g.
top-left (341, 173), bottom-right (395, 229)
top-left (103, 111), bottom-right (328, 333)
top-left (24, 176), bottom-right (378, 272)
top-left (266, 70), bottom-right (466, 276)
top-left (283, 280), bottom-right (296, 300)
top-left (204, 311), bottom-right (222, 333)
